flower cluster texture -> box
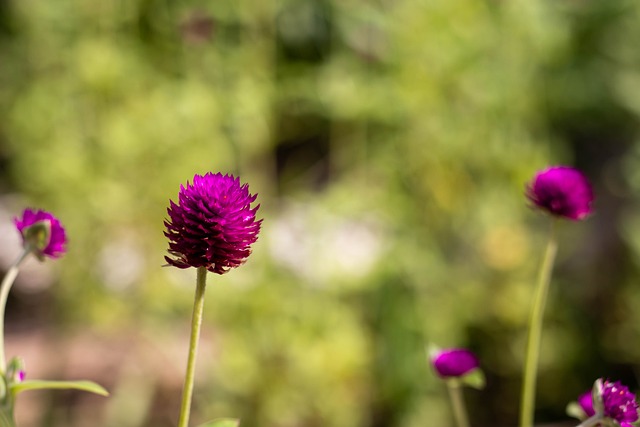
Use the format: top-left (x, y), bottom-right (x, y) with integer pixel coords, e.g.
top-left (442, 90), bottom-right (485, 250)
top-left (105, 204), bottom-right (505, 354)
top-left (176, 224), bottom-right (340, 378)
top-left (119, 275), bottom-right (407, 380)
top-left (526, 166), bottom-right (593, 221)
top-left (431, 348), bottom-right (479, 378)
top-left (164, 172), bottom-right (262, 274)
top-left (600, 380), bottom-right (639, 427)
top-left (14, 208), bottom-right (67, 259)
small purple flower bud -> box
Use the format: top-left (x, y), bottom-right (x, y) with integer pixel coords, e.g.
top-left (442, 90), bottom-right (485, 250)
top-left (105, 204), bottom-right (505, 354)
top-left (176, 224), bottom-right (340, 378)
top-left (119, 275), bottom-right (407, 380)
top-left (525, 166), bottom-right (594, 221)
top-left (164, 173), bottom-right (262, 275)
top-left (6, 357), bottom-right (25, 384)
top-left (578, 390), bottom-right (595, 417)
top-left (431, 348), bottom-right (479, 378)
top-left (600, 379), bottom-right (639, 427)
top-left (14, 209), bottom-right (67, 260)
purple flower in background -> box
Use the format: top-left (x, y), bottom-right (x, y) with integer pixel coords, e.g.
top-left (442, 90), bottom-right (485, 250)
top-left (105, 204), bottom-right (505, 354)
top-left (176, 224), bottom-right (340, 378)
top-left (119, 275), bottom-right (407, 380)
top-left (164, 172), bottom-right (262, 275)
top-left (431, 348), bottom-right (479, 378)
top-left (7, 357), bottom-right (26, 384)
top-left (14, 208), bottom-right (67, 260)
top-left (600, 379), bottom-right (639, 427)
top-left (526, 166), bottom-right (593, 221)
top-left (578, 390), bottom-right (595, 417)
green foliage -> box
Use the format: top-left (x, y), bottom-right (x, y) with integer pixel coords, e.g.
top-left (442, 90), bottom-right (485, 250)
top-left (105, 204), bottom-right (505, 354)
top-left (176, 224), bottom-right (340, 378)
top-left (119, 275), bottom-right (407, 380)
top-left (460, 370), bottom-right (486, 391)
top-left (10, 380), bottom-right (109, 397)
top-left (0, 0), bottom-right (638, 426)
top-left (0, 410), bottom-right (15, 427)
top-left (195, 419), bottom-right (239, 427)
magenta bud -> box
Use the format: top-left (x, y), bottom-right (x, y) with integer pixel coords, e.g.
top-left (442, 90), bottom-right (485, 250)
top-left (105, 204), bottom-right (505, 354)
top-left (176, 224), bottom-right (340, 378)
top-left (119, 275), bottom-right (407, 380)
top-left (525, 166), bottom-right (594, 221)
top-left (431, 348), bottom-right (479, 378)
top-left (14, 209), bottom-right (67, 260)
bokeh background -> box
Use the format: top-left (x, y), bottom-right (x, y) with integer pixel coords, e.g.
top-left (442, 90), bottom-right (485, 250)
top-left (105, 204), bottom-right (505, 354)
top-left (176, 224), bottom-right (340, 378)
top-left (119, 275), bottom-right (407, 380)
top-left (0, 0), bottom-right (640, 426)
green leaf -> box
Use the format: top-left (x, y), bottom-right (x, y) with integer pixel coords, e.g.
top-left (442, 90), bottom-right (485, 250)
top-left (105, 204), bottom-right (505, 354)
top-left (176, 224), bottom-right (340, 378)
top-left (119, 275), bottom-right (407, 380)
top-left (460, 368), bottom-right (485, 390)
top-left (592, 378), bottom-right (604, 416)
top-left (10, 380), bottom-right (109, 396)
top-left (195, 418), bottom-right (240, 427)
top-left (566, 402), bottom-right (587, 421)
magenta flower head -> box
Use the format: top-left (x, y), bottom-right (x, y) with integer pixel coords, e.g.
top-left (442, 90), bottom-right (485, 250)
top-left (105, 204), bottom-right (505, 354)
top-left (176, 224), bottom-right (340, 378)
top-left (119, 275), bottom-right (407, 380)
top-left (431, 348), bottom-right (480, 378)
top-left (595, 379), bottom-right (640, 427)
top-left (14, 208), bottom-right (67, 260)
top-left (525, 166), bottom-right (594, 221)
top-left (578, 390), bottom-right (596, 417)
top-left (164, 172), bottom-right (262, 275)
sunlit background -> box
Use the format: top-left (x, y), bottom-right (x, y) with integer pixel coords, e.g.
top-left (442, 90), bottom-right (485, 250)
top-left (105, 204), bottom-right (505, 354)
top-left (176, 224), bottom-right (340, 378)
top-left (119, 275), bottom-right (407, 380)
top-left (1, 0), bottom-right (640, 426)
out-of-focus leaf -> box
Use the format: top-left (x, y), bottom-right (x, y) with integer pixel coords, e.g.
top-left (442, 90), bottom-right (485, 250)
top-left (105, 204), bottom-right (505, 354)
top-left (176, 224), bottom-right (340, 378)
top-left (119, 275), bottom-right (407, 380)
top-left (566, 402), bottom-right (587, 421)
top-left (196, 418), bottom-right (240, 427)
top-left (460, 369), bottom-right (486, 390)
top-left (10, 380), bottom-right (109, 396)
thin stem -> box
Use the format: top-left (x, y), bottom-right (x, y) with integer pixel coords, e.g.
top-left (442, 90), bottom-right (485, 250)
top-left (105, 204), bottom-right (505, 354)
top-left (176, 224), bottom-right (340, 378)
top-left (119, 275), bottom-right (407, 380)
top-left (0, 249), bottom-right (30, 373)
top-left (575, 414), bottom-right (602, 427)
top-left (177, 267), bottom-right (208, 427)
top-left (519, 220), bottom-right (559, 427)
top-left (446, 380), bottom-right (471, 427)
top-left (0, 406), bottom-right (16, 427)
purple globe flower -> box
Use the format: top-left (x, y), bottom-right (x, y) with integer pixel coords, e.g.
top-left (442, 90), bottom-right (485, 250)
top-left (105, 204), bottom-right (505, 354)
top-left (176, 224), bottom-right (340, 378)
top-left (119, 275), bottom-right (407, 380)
top-left (431, 348), bottom-right (479, 378)
top-left (525, 166), bottom-right (594, 221)
top-left (164, 172), bottom-right (262, 275)
top-left (578, 390), bottom-right (596, 417)
top-left (14, 208), bottom-right (67, 260)
top-left (600, 380), bottom-right (639, 427)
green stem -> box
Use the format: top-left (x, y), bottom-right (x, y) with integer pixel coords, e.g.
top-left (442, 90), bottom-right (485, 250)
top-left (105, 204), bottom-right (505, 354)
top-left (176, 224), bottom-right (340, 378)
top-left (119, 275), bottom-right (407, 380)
top-left (0, 407), bottom-right (16, 427)
top-left (0, 249), bottom-right (30, 374)
top-left (446, 380), bottom-right (471, 427)
top-left (519, 220), bottom-right (558, 427)
top-left (575, 414), bottom-right (602, 427)
top-left (177, 266), bottom-right (208, 427)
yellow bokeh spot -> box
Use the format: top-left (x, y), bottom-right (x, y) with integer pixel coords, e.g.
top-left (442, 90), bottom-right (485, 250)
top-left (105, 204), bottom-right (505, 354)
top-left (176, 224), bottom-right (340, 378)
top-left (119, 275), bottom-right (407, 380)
top-left (481, 224), bottom-right (529, 270)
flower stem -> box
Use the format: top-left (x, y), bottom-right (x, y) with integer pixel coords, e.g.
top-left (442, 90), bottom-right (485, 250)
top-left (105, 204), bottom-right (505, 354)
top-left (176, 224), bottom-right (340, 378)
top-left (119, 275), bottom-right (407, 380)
top-left (446, 380), bottom-right (471, 427)
top-left (575, 414), bottom-right (602, 427)
top-left (519, 220), bottom-right (558, 427)
top-left (0, 406), bottom-right (16, 427)
top-left (177, 266), bottom-right (208, 427)
top-left (0, 249), bottom-right (30, 374)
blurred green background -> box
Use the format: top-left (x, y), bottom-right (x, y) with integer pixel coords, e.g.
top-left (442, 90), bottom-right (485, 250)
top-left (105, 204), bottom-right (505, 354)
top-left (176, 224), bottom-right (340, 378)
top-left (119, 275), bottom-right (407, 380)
top-left (1, 0), bottom-right (640, 426)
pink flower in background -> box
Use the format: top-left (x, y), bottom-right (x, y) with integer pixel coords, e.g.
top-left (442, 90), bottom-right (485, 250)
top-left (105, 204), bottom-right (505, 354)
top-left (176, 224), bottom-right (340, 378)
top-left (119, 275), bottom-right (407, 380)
top-left (526, 166), bottom-right (593, 221)
top-left (577, 390), bottom-right (595, 417)
top-left (600, 380), bottom-right (639, 427)
top-left (14, 208), bottom-right (67, 259)
top-left (431, 348), bottom-right (479, 378)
